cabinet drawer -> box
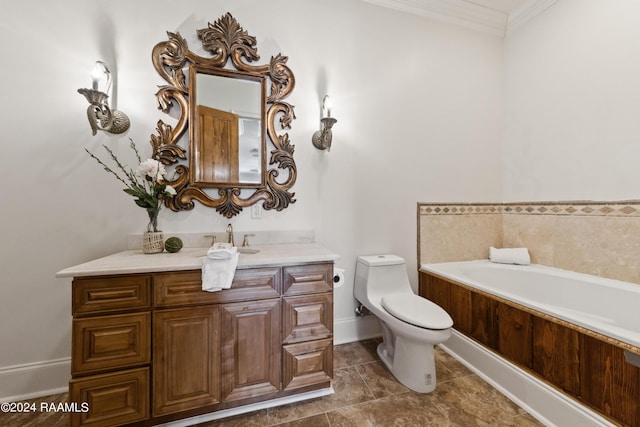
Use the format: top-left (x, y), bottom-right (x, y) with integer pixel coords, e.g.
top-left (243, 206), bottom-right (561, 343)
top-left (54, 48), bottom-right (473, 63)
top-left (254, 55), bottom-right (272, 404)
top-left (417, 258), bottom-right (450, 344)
top-left (72, 313), bottom-right (150, 375)
top-left (283, 293), bottom-right (333, 343)
top-left (283, 263), bottom-right (333, 296)
top-left (154, 267), bottom-right (281, 307)
top-left (69, 367), bottom-right (149, 427)
top-left (282, 338), bottom-right (333, 391)
top-left (73, 275), bottom-right (151, 316)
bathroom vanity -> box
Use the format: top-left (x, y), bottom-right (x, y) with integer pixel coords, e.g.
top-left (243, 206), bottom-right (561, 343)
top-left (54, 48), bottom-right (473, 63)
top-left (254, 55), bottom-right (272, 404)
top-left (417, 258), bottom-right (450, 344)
top-left (57, 243), bottom-right (338, 427)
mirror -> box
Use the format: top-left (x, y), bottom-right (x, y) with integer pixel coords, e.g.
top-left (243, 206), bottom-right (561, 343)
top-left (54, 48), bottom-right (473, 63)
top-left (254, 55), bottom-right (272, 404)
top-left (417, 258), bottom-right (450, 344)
top-left (149, 13), bottom-right (296, 217)
top-left (191, 70), bottom-right (264, 186)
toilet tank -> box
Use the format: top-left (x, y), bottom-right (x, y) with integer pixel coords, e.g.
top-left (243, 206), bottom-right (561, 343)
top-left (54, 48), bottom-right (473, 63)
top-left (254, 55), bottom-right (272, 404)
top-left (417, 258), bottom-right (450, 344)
top-left (354, 255), bottom-right (412, 304)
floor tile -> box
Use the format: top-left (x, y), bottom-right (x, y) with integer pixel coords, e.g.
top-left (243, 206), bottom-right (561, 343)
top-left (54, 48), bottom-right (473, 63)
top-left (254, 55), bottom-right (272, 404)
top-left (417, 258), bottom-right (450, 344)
top-left (435, 346), bottom-right (474, 382)
top-left (333, 338), bottom-right (381, 370)
top-left (427, 375), bottom-right (527, 426)
top-left (326, 392), bottom-right (451, 426)
top-left (355, 361), bottom-right (409, 398)
top-left (497, 413), bottom-right (547, 427)
top-left (193, 408), bottom-right (269, 426)
top-left (273, 413), bottom-right (331, 426)
top-left (266, 366), bottom-right (374, 425)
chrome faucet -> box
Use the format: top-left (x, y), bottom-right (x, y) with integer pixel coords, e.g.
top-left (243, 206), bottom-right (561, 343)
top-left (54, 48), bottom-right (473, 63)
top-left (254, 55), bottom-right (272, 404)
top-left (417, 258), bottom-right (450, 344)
top-left (226, 224), bottom-right (235, 246)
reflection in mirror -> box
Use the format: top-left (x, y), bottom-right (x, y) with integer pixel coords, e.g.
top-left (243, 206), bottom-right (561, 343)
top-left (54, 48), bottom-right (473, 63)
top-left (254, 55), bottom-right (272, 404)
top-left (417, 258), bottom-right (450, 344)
top-left (148, 13), bottom-right (297, 218)
top-left (192, 72), bottom-right (264, 186)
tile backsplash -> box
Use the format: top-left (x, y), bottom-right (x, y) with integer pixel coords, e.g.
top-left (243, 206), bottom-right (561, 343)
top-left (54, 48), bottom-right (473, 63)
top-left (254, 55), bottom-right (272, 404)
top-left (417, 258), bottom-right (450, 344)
top-left (418, 201), bottom-right (640, 284)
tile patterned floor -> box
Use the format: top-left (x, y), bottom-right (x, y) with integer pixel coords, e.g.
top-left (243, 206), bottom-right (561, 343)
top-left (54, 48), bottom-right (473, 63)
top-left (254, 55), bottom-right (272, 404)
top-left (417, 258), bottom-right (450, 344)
top-left (0, 339), bottom-right (543, 427)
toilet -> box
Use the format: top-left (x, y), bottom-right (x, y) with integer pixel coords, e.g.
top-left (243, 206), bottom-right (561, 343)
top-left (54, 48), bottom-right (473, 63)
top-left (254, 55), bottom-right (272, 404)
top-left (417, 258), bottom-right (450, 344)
top-left (354, 254), bottom-right (453, 393)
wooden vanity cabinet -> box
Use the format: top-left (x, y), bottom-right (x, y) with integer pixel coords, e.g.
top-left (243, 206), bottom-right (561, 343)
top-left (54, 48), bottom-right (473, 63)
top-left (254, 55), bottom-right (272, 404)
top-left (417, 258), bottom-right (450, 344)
top-left (69, 261), bottom-right (334, 426)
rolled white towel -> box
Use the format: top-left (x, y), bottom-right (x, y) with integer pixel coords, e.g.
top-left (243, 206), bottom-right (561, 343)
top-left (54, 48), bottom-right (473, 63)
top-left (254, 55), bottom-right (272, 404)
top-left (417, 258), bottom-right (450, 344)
top-left (489, 247), bottom-right (530, 265)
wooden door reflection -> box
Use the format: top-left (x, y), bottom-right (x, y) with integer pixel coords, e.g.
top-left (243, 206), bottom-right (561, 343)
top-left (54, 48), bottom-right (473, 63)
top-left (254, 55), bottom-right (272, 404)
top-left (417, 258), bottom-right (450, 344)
top-left (196, 105), bottom-right (239, 184)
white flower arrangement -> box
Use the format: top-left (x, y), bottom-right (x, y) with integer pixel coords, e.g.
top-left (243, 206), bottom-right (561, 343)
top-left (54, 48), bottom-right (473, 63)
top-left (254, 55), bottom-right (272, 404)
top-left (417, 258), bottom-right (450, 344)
top-left (85, 139), bottom-right (176, 232)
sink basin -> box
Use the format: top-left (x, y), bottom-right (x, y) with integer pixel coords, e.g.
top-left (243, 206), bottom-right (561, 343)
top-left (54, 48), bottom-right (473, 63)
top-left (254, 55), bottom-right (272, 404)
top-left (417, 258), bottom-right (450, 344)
top-left (193, 247), bottom-right (260, 257)
top-left (238, 247), bottom-right (260, 254)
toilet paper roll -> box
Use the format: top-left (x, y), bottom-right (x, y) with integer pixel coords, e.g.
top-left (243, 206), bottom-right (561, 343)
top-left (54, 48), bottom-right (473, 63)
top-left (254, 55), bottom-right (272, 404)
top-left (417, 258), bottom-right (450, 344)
top-left (333, 268), bottom-right (345, 288)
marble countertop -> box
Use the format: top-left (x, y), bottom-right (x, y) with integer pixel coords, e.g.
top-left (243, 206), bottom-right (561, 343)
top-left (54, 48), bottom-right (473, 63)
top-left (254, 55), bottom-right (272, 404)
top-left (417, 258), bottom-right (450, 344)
top-left (56, 243), bottom-right (339, 278)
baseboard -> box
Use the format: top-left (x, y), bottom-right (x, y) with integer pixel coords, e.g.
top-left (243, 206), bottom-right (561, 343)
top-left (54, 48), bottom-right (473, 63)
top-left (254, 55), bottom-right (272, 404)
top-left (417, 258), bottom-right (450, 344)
top-left (440, 330), bottom-right (615, 427)
top-left (333, 315), bottom-right (381, 345)
top-left (167, 386), bottom-right (334, 426)
top-left (0, 358), bottom-right (70, 401)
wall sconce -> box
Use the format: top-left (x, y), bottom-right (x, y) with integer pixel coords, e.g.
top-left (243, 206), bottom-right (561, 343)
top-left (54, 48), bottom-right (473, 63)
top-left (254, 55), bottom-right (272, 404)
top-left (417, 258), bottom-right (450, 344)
top-left (77, 61), bottom-right (130, 136)
top-left (312, 95), bottom-right (337, 151)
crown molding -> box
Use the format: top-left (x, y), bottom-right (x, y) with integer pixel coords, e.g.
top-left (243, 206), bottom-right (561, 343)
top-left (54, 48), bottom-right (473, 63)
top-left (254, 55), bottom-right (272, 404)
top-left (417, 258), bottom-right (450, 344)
top-left (362, 0), bottom-right (557, 37)
top-left (506, 0), bottom-right (557, 35)
top-left (363, 0), bottom-right (507, 36)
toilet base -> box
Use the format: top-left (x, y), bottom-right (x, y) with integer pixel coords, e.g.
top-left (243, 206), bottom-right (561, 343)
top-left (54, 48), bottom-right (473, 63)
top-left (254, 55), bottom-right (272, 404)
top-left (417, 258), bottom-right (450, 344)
top-left (377, 336), bottom-right (437, 393)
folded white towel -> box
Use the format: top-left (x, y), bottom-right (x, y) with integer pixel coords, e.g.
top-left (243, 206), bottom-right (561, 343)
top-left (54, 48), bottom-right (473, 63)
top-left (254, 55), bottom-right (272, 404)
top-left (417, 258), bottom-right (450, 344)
top-left (202, 243), bottom-right (239, 292)
top-left (489, 247), bottom-right (530, 265)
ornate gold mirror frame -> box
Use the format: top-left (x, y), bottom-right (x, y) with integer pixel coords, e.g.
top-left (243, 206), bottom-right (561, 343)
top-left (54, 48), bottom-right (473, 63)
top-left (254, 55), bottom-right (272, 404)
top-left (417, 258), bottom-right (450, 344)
top-left (149, 13), bottom-right (296, 217)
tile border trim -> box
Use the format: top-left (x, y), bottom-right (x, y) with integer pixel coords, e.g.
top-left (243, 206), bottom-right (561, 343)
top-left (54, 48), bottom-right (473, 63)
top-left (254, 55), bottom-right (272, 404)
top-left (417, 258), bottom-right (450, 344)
top-left (418, 200), bottom-right (640, 217)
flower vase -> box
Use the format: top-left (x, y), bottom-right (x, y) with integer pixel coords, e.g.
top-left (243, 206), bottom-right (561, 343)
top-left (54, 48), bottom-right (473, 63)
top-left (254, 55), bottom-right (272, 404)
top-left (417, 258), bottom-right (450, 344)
top-left (143, 231), bottom-right (164, 254)
top-left (143, 209), bottom-right (164, 254)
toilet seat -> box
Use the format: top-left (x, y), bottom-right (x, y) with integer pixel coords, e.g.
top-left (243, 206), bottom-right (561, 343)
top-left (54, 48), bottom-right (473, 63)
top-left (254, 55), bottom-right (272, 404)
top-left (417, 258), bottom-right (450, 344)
top-left (381, 294), bottom-right (453, 330)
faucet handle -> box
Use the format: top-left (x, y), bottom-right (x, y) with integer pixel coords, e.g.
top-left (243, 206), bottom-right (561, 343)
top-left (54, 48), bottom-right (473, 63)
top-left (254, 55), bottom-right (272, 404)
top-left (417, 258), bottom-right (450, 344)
top-left (242, 234), bottom-right (255, 247)
top-left (204, 234), bottom-right (217, 246)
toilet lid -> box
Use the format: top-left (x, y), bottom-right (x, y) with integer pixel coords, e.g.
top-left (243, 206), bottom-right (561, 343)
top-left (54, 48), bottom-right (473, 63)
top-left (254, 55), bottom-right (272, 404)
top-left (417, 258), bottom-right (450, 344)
top-left (381, 294), bottom-right (453, 330)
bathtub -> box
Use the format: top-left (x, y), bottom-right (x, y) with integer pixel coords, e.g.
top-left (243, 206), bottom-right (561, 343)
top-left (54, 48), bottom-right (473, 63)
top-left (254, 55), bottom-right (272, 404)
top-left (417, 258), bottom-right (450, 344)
top-left (420, 259), bottom-right (640, 349)
top-left (419, 260), bottom-right (640, 427)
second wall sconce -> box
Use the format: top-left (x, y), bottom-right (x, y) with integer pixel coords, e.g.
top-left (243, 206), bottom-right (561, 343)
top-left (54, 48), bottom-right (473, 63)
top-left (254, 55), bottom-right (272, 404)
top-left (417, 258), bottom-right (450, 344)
top-left (312, 95), bottom-right (337, 151)
top-left (78, 61), bottom-right (130, 136)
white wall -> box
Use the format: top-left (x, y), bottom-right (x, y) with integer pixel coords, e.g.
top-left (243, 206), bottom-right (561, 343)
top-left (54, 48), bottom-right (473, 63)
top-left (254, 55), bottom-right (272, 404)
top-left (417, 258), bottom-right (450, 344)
top-left (0, 0), bottom-right (503, 398)
top-left (503, 0), bottom-right (640, 201)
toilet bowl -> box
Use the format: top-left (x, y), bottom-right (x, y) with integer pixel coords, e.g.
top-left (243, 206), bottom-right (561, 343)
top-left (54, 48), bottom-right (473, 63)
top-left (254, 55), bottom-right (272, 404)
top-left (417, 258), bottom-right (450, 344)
top-left (354, 254), bottom-right (453, 393)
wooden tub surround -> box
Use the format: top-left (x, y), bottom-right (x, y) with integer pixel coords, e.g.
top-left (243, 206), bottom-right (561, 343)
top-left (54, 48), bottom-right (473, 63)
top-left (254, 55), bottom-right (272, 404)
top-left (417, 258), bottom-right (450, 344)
top-left (58, 244), bottom-right (338, 427)
top-left (420, 270), bottom-right (640, 427)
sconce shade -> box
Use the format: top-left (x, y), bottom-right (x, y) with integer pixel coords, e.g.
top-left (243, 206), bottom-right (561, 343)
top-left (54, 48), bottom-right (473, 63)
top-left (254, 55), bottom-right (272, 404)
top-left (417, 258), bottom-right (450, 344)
top-left (91, 61), bottom-right (112, 93)
top-left (78, 61), bottom-right (130, 136)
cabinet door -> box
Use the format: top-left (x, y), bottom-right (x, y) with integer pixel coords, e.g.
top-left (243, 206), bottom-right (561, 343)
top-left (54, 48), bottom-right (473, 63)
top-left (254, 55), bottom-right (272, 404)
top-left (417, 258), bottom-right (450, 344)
top-left (221, 299), bottom-right (281, 402)
top-left (153, 306), bottom-right (221, 416)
